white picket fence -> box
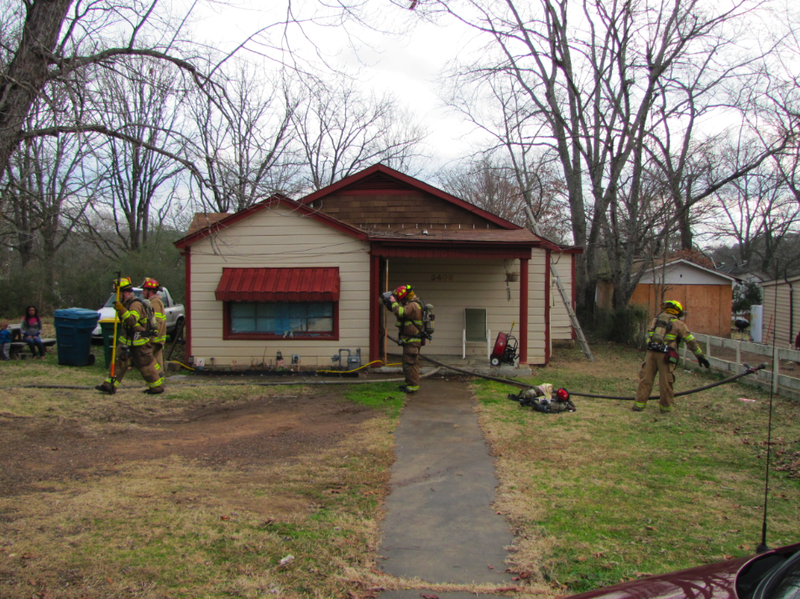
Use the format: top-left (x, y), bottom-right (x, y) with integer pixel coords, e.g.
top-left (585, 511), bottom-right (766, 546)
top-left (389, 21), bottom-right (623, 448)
top-left (680, 333), bottom-right (800, 401)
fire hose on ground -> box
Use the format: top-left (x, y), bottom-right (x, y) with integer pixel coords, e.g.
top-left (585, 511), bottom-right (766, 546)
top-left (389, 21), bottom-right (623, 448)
top-left (417, 353), bottom-right (768, 401)
top-left (2, 332), bottom-right (766, 397)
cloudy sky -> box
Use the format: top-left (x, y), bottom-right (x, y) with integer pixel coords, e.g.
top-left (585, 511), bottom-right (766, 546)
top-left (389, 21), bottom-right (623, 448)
top-left (191, 1), bottom-right (488, 174)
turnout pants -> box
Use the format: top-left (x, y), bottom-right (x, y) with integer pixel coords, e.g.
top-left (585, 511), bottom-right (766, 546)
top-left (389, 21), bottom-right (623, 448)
top-left (402, 343), bottom-right (421, 390)
top-left (152, 342), bottom-right (164, 373)
top-left (634, 349), bottom-right (677, 411)
top-left (105, 343), bottom-right (164, 391)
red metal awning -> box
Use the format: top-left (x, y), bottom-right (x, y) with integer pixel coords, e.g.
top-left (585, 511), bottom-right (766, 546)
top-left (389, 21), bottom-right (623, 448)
top-left (215, 268), bottom-right (340, 302)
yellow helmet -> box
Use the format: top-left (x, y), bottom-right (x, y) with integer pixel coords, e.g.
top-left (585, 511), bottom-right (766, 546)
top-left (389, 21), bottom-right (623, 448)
top-left (114, 277), bottom-right (134, 292)
top-left (662, 300), bottom-right (683, 316)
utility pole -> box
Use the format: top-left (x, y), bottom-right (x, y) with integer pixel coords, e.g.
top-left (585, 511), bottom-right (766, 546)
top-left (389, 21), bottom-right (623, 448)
top-left (524, 207), bottom-right (594, 361)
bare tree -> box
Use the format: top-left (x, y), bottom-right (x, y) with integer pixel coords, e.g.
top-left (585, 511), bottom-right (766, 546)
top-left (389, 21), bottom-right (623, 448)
top-left (187, 61), bottom-right (300, 213)
top-left (443, 76), bottom-right (571, 241)
top-left (85, 58), bottom-right (186, 255)
top-left (1, 90), bottom-right (97, 281)
top-left (436, 154), bottom-right (571, 242)
top-left (425, 0), bottom-right (781, 310)
top-left (291, 75), bottom-right (428, 191)
top-left (0, 0), bottom-right (382, 189)
top-left (706, 142), bottom-right (800, 278)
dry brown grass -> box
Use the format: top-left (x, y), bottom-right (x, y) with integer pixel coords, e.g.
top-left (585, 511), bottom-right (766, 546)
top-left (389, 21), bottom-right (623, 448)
top-left (0, 373), bottom-right (402, 599)
top-left (2, 340), bottom-right (799, 598)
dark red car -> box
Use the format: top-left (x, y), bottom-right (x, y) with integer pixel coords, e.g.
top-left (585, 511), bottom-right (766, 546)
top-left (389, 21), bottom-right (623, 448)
top-left (566, 542), bottom-right (800, 599)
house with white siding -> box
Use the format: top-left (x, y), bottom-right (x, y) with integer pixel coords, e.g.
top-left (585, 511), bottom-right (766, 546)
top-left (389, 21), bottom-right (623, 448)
top-left (174, 164), bottom-right (579, 369)
top-left (761, 275), bottom-right (800, 349)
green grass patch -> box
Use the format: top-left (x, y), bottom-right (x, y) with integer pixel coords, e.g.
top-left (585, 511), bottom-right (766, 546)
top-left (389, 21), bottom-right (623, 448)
top-left (343, 381), bottom-right (406, 417)
top-left (474, 342), bottom-right (800, 593)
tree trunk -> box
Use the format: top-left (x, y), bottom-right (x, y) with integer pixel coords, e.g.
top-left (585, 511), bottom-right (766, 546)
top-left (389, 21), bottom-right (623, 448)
top-left (0, 0), bottom-right (73, 178)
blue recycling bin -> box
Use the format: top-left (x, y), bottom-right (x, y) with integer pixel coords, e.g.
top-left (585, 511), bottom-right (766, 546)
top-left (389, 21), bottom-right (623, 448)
top-left (54, 308), bottom-right (100, 366)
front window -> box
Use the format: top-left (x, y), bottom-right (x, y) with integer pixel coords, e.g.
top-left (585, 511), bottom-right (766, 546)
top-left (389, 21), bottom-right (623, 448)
top-left (224, 301), bottom-right (337, 340)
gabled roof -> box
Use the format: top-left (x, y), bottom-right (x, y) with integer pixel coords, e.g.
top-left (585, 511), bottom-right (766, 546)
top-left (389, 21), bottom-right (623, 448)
top-left (174, 195), bottom-right (369, 249)
top-left (762, 273), bottom-right (800, 287)
top-left (175, 167), bottom-right (576, 254)
top-left (299, 164), bottom-right (523, 231)
top-left (637, 258), bottom-right (737, 283)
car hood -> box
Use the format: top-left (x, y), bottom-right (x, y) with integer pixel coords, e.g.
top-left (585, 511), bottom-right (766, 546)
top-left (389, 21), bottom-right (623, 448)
top-left (565, 559), bottom-right (746, 599)
top-left (565, 542), bottom-right (800, 599)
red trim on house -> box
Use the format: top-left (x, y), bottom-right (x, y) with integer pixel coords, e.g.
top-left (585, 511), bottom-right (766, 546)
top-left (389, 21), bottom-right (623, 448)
top-left (544, 251), bottom-right (551, 365)
top-left (215, 267), bottom-right (340, 302)
top-left (183, 247), bottom-right (191, 357)
top-left (299, 164), bottom-right (524, 231)
top-left (369, 253), bottom-right (381, 363)
top-left (520, 257), bottom-right (529, 364)
top-left (371, 243), bottom-right (533, 260)
top-left (221, 301), bottom-right (339, 341)
top-left (174, 196), bottom-right (368, 249)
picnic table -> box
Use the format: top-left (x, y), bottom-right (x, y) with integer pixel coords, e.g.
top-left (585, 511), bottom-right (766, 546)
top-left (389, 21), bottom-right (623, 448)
top-left (6, 324), bottom-right (56, 359)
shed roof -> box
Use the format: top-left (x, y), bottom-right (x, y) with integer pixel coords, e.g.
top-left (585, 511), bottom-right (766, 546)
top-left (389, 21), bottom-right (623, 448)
top-left (637, 259), bottom-right (737, 283)
top-left (762, 274), bottom-right (800, 287)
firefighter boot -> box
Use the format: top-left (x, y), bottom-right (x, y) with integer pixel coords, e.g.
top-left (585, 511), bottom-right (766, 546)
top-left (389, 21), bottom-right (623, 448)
top-left (143, 386), bottom-right (164, 395)
top-left (95, 383), bottom-right (116, 395)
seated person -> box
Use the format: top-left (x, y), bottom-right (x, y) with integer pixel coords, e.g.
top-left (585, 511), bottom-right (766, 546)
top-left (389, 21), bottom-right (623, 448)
top-left (0, 321), bottom-right (11, 360)
top-left (21, 305), bottom-right (46, 359)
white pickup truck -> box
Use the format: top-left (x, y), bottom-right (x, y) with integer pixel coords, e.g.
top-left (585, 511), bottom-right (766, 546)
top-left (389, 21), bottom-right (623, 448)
top-left (92, 286), bottom-right (185, 340)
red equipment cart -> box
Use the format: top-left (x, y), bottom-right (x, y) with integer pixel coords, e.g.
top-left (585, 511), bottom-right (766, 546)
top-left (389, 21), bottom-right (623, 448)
top-left (490, 322), bottom-right (518, 366)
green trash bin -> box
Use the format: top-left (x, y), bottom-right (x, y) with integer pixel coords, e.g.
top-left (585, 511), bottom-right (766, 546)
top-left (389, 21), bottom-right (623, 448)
top-left (54, 308), bottom-right (100, 366)
top-left (100, 318), bottom-right (119, 368)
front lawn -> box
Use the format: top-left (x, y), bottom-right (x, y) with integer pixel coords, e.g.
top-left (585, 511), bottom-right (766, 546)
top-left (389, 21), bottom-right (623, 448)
top-left (474, 341), bottom-right (800, 594)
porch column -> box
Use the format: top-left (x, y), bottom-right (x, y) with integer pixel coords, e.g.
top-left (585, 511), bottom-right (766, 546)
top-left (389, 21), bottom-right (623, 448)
top-left (519, 257), bottom-right (529, 364)
top-left (182, 247), bottom-right (192, 357)
top-left (545, 251), bottom-right (551, 364)
top-left (369, 252), bottom-right (380, 363)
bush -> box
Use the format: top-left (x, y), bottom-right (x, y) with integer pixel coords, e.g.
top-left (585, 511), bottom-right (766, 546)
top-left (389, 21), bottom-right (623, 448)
top-left (732, 280), bottom-right (762, 314)
top-left (588, 305), bottom-right (650, 348)
top-left (0, 234), bottom-right (185, 318)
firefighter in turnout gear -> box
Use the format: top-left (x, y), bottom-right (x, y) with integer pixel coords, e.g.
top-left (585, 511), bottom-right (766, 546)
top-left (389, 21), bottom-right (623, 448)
top-left (95, 277), bottom-right (165, 395)
top-left (633, 300), bottom-right (709, 413)
top-left (142, 277), bottom-right (167, 372)
top-left (387, 284), bottom-right (424, 393)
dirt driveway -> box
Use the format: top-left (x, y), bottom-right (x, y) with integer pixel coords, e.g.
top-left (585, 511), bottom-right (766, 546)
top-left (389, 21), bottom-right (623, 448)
top-left (0, 386), bottom-right (377, 499)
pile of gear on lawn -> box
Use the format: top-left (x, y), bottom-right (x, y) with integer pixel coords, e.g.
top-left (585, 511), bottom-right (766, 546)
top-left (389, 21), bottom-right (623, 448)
top-left (508, 384), bottom-right (575, 413)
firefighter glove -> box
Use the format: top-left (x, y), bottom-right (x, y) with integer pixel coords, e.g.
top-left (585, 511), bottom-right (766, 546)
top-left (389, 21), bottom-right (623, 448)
top-left (114, 301), bottom-right (125, 313)
top-left (698, 355), bottom-right (710, 369)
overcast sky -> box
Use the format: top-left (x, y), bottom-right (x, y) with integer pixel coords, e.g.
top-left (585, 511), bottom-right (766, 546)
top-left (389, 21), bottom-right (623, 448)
top-left (191, 1), bottom-right (488, 177)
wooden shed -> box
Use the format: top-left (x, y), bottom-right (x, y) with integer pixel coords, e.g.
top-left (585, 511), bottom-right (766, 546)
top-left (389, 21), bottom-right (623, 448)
top-left (761, 275), bottom-right (800, 349)
top-left (174, 164), bottom-right (580, 368)
top-left (598, 259), bottom-right (736, 337)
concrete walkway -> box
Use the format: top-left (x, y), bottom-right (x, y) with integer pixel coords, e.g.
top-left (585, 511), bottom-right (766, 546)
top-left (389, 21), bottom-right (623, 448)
top-left (377, 377), bottom-right (515, 598)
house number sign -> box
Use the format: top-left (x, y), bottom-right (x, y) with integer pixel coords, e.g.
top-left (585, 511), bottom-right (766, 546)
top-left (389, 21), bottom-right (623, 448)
top-left (430, 274), bottom-right (455, 281)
